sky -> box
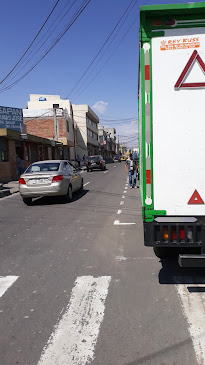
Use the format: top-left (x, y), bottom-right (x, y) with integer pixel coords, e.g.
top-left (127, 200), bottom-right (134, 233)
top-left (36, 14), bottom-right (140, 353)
top-left (0, 0), bottom-right (204, 147)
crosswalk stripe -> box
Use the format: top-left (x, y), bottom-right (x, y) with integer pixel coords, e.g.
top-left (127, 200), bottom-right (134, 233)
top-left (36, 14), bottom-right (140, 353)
top-left (0, 276), bottom-right (19, 298)
top-left (176, 277), bottom-right (205, 364)
top-left (38, 275), bottom-right (111, 365)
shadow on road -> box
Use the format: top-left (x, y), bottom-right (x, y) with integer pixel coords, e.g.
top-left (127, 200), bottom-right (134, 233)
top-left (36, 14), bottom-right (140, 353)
top-left (124, 337), bottom-right (191, 364)
top-left (31, 189), bottom-right (89, 206)
top-left (158, 252), bottom-right (205, 285)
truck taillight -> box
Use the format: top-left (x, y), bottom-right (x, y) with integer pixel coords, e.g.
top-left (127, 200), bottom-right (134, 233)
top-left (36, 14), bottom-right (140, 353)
top-left (52, 175), bottom-right (63, 182)
top-left (19, 178), bottom-right (26, 185)
top-left (165, 19), bottom-right (176, 26)
top-left (179, 228), bottom-right (185, 240)
top-left (171, 228), bottom-right (177, 241)
top-left (163, 227), bottom-right (168, 241)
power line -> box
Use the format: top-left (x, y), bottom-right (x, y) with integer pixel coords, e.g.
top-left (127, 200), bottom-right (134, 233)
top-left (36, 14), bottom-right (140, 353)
top-left (0, 0), bottom-right (61, 86)
top-left (1, 0), bottom-right (77, 89)
top-left (65, 0), bottom-right (137, 100)
top-left (0, 0), bottom-right (92, 93)
top-left (71, 5), bottom-right (138, 101)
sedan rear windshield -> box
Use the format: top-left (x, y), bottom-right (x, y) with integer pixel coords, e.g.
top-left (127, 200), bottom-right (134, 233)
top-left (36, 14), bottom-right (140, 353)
top-left (87, 157), bottom-right (99, 162)
top-left (26, 163), bottom-right (60, 173)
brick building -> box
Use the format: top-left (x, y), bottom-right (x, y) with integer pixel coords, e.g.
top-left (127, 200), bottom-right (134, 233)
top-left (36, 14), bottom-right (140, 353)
top-left (23, 108), bottom-right (74, 160)
top-left (0, 128), bottom-right (63, 183)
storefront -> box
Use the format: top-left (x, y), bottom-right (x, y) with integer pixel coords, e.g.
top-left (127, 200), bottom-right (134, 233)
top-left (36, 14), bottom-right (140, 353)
top-left (0, 129), bottom-right (63, 183)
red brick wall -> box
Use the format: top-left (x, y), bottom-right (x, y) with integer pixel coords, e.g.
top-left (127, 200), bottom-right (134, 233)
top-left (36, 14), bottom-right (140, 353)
top-left (59, 118), bottom-right (67, 138)
top-left (24, 118), bottom-right (55, 139)
top-left (24, 117), bottom-right (67, 140)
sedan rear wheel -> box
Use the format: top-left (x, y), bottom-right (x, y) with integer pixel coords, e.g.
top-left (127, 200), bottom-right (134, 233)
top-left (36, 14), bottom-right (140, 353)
top-left (80, 179), bottom-right (83, 192)
top-left (65, 185), bottom-right (72, 202)
top-left (23, 197), bottom-right (32, 206)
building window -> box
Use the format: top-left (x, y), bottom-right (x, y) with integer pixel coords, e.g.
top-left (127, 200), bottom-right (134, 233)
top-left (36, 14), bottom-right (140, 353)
top-left (0, 137), bottom-right (8, 162)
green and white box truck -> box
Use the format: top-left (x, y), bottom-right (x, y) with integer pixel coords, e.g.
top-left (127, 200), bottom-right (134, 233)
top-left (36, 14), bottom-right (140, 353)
top-left (139, 2), bottom-right (205, 266)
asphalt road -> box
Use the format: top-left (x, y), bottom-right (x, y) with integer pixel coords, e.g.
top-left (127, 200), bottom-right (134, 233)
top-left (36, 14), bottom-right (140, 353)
top-left (0, 162), bottom-right (204, 365)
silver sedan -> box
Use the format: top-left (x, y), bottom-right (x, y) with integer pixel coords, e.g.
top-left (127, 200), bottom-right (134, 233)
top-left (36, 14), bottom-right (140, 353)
top-left (19, 160), bottom-right (83, 205)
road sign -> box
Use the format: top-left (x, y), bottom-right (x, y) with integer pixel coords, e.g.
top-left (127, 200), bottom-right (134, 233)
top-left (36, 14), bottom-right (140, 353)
top-left (188, 189), bottom-right (204, 205)
top-left (0, 106), bottom-right (23, 131)
top-left (175, 50), bottom-right (205, 90)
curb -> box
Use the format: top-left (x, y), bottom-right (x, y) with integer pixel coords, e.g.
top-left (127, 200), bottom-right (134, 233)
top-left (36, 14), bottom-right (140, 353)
top-left (0, 189), bottom-right (11, 198)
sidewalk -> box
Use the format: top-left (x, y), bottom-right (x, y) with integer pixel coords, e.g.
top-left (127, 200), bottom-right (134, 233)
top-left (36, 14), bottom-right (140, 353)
top-left (0, 181), bottom-right (19, 198)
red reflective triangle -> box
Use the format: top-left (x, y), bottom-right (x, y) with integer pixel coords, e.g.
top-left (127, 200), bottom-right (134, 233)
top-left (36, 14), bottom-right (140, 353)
top-left (175, 50), bottom-right (205, 90)
top-left (188, 189), bottom-right (204, 205)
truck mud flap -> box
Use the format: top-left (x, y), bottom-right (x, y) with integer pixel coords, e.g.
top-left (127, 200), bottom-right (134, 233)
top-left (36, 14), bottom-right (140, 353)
top-left (179, 254), bottom-right (205, 267)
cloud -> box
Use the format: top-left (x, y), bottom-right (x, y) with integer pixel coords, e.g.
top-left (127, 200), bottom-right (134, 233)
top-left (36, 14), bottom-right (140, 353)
top-left (92, 101), bottom-right (108, 114)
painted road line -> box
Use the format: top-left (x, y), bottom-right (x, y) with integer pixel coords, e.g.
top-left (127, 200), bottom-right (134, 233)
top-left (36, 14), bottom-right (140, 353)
top-left (125, 186), bottom-right (128, 189)
top-left (38, 276), bottom-right (111, 365)
top-left (176, 278), bottom-right (205, 364)
top-left (104, 171), bottom-right (108, 174)
top-left (0, 276), bottom-right (18, 298)
top-left (117, 210), bottom-right (122, 215)
top-left (120, 201), bottom-right (124, 205)
top-left (83, 182), bottom-right (90, 187)
top-left (114, 220), bottom-right (136, 225)
top-left (123, 191), bottom-right (127, 193)
top-left (122, 195), bottom-right (125, 199)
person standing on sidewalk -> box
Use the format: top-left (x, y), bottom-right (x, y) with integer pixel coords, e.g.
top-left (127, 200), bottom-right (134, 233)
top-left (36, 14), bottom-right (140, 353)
top-left (76, 155), bottom-right (81, 168)
top-left (125, 153), bottom-right (137, 188)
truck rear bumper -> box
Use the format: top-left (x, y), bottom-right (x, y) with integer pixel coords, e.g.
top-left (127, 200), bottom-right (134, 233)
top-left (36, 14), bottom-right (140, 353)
top-left (179, 254), bottom-right (205, 267)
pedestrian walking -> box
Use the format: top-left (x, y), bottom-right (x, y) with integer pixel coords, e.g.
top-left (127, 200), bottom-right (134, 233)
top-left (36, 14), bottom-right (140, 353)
top-left (76, 155), bottom-right (81, 168)
top-left (83, 154), bottom-right (86, 166)
top-left (125, 153), bottom-right (138, 188)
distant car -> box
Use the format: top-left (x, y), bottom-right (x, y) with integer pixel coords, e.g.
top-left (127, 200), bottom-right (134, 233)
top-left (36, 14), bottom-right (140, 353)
top-left (19, 160), bottom-right (83, 205)
top-left (120, 156), bottom-right (127, 161)
top-left (86, 155), bottom-right (106, 171)
top-left (113, 155), bottom-right (121, 162)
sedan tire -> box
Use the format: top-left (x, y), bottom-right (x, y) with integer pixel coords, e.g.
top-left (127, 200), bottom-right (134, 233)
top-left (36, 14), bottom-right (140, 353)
top-left (64, 185), bottom-right (72, 203)
top-left (79, 179), bottom-right (84, 192)
top-left (23, 197), bottom-right (32, 206)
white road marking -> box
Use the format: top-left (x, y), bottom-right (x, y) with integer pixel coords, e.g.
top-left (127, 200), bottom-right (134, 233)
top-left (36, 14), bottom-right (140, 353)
top-left (122, 195), bottom-right (125, 199)
top-left (117, 210), bottom-right (122, 215)
top-left (176, 279), bottom-right (205, 365)
top-left (114, 166), bottom-right (116, 167)
top-left (104, 171), bottom-right (108, 174)
top-left (114, 220), bottom-right (136, 225)
top-left (123, 191), bottom-right (127, 193)
top-left (120, 201), bottom-right (124, 206)
top-left (125, 186), bottom-right (128, 189)
top-left (83, 182), bottom-right (90, 187)
top-left (38, 276), bottom-right (111, 365)
top-left (0, 276), bottom-right (18, 298)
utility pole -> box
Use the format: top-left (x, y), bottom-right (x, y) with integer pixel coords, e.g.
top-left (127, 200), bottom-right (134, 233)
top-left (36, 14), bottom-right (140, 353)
top-left (53, 105), bottom-right (59, 141)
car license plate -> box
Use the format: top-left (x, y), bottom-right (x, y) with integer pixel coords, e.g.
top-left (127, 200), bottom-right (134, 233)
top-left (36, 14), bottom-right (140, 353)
top-left (29, 178), bottom-right (49, 185)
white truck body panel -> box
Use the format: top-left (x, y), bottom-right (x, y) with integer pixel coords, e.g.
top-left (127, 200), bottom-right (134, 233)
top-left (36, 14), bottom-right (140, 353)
top-left (152, 29), bottom-right (205, 215)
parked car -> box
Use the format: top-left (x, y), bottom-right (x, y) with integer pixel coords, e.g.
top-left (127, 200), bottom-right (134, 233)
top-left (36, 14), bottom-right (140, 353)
top-left (19, 160), bottom-right (83, 205)
top-left (113, 155), bottom-right (121, 162)
top-left (86, 155), bottom-right (106, 171)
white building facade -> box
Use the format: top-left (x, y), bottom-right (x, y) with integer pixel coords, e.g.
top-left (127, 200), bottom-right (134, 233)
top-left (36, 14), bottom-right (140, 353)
top-left (72, 104), bottom-right (99, 158)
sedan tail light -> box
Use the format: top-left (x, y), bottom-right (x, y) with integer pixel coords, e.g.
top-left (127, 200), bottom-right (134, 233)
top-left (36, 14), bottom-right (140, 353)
top-left (99, 160), bottom-right (102, 164)
top-left (52, 175), bottom-right (63, 183)
top-left (86, 161), bottom-right (88, 166)
top-left (19, 178), bottom-right (26, 185)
